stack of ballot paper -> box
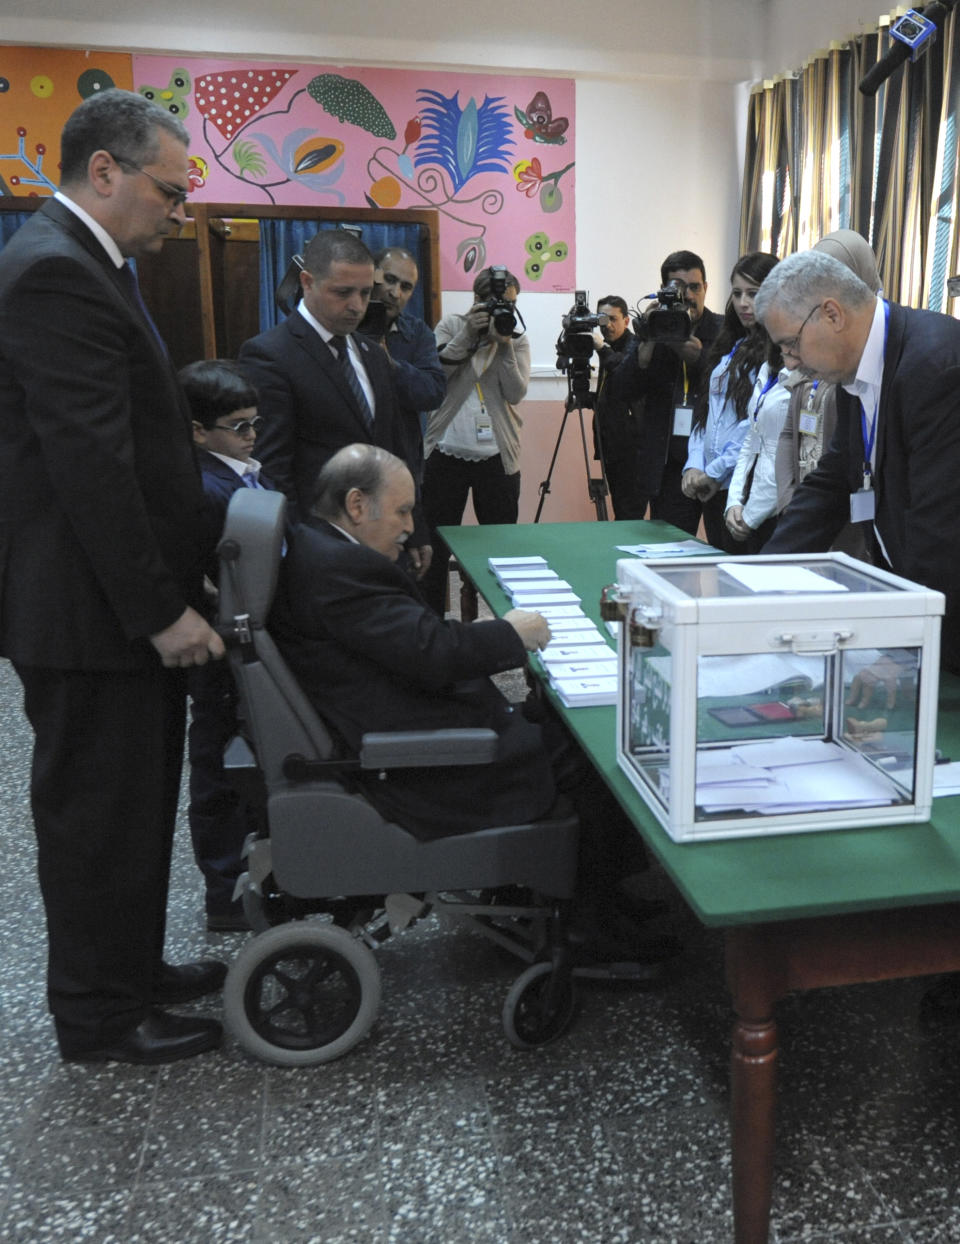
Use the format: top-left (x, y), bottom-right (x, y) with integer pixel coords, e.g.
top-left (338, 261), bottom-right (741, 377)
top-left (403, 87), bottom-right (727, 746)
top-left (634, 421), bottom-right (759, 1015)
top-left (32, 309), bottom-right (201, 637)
top-left (695, 737), bottom-right (898, 815)
top-left (487, 555), bottom-right (618, 707)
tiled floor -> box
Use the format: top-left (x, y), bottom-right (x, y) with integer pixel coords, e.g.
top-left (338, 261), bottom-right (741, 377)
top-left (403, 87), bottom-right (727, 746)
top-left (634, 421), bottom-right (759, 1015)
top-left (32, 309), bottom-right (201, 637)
top-left (3, 649), bottom-right (960, 1243)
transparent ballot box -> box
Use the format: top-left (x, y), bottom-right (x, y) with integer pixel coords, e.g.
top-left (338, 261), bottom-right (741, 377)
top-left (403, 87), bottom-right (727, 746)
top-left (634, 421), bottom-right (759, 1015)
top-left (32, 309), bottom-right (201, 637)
top-left (612, 553), bottom-right (944, 842)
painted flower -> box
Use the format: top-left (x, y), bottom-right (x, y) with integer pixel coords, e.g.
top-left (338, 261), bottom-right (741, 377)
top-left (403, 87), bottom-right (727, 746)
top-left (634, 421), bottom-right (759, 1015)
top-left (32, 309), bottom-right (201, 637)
top-left (403, 116), bottom-right (422, 147)
top-left (244, 127), bottom-right (346, 201)
top-left (187, 156), bottom-right (208, 190)
top-left (514, 157), bottom-right (543, 197)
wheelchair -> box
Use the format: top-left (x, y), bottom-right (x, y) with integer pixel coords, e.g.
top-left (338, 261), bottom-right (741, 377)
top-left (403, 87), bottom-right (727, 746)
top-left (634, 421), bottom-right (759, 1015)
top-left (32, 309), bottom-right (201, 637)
top-left (216, 489), bottom-right (645, 1067)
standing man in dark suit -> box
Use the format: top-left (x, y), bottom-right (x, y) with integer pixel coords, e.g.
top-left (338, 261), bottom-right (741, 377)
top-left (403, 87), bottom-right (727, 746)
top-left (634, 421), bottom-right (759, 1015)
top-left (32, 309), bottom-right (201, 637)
top-left (239, 231), bottom-right (432, 573)
top-left (606, 250), bottom-right (723, 533)
top-left (0, 90), bottom-right (226, 1063)
top-left (757, 249), bottom-right (960, 673)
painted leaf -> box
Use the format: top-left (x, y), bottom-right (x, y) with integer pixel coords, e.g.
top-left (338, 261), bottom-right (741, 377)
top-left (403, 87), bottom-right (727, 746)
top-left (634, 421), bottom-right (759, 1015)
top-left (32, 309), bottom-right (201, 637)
top-left (415, 89), bottom-right (513, 192)
top-left (307, 74), bottom-right (396, 139)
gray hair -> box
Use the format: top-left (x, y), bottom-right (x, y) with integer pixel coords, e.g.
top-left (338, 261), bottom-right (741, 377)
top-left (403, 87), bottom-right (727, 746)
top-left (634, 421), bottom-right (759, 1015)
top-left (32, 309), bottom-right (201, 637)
top-left (754, 250), bottom-right (876, 323)
top-left (59, 88), bottom-right (189, 186)
top-left (310, 444), bottom-right (406, 520)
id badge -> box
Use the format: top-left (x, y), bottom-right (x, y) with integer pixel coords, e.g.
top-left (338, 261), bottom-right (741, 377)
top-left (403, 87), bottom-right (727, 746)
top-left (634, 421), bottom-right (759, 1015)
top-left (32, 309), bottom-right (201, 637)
top-left (850, 488), bottom-right (875, 522)
top-left (672, 405), bottom-right (693, 437)
top-left (798, 407), bottom-right (820, 437)
top-left (476, 420), bottom-right (493, 443)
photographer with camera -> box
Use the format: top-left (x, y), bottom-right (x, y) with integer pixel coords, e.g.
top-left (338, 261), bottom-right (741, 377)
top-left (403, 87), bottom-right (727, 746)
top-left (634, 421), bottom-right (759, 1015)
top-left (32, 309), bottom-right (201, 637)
top-left (590, 295), bottom-right (649, 519)
top-left (419, 266), bottom-right (530, 615)
top-left (605, 250), bottom-right (723, 533)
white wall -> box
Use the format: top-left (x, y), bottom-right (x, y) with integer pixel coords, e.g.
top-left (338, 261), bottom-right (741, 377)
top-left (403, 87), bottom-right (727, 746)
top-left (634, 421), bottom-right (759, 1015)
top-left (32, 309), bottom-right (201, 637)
top-left (760, 0), bottom-right (887, 76)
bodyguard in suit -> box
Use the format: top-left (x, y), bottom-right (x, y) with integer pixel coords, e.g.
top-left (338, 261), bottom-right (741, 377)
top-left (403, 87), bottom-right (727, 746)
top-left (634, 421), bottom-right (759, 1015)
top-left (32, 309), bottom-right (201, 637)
top-left (238, 230), bottom-right (432, 572)
top-left (757, 249), bottom-right (960, 673)
top-left (0, 90), bottom-right (225, 1063)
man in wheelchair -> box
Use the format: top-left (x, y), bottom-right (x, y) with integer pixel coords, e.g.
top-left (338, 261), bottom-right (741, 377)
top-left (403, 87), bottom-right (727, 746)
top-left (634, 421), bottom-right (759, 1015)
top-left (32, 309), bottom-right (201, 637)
top-left (268, 443), bottom-right (676, 964)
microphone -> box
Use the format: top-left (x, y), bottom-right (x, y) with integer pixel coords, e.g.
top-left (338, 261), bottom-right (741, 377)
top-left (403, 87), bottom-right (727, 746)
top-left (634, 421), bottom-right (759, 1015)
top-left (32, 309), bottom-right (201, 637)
top-left (859, 3), bottom-right (951, 96)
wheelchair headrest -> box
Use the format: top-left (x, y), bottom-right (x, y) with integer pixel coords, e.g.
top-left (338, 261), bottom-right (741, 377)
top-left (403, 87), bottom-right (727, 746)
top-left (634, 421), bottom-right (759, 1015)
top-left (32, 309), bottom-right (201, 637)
top-left (217, 488), bottom-right (287, 626)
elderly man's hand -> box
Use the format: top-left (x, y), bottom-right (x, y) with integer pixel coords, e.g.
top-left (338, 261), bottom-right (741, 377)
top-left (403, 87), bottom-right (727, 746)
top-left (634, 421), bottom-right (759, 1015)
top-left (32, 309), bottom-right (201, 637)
top-left (504, 608), bottom-right (551, 651)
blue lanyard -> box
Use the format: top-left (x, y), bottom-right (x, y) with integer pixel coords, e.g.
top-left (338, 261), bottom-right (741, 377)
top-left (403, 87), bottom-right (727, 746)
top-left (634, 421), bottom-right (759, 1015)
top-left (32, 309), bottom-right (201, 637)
top-left (752, 370), bottom-right (778, 423)
top-left (859, 300), bottom-right (889, 487)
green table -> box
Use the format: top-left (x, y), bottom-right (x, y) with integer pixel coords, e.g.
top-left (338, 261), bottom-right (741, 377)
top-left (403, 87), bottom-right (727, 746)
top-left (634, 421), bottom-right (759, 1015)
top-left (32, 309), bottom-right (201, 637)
top-left (444, 518), bottom-right (960, 1244)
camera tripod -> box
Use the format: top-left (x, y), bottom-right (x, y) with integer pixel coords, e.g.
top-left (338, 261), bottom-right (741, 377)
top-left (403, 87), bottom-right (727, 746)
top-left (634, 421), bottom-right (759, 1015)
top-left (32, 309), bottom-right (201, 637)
top-left (534, 378), bottom-right (611, 522)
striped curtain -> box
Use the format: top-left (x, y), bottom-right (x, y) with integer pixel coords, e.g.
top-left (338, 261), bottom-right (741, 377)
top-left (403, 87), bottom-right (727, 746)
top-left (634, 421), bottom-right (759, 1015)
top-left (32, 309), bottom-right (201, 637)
top-left (740, 10), bottom-right (960, 312)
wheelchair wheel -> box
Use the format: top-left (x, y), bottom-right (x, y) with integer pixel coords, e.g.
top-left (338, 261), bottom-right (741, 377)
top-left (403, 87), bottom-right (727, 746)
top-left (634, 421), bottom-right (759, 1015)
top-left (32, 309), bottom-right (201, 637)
top-left (502, 961), bottom-right (577, 1050)
top-left (224, 922), bottom-right (381, 1066)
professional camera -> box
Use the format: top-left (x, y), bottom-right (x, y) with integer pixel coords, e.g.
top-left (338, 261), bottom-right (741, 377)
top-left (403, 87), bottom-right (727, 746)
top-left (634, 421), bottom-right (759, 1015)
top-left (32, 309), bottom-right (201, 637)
top-left (358, 299), bottom-right (388, 339)
top-left (633, 279), bottom-right (692, 344)
top-left (556, 290), bottom-right (608, 402)
top-left (479, 265), bottom-right (520, 336)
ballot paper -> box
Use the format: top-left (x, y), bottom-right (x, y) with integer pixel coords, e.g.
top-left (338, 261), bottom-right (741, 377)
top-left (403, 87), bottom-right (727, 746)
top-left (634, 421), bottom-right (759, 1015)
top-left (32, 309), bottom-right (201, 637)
top-left (546, 659), bottom-right (618, 681)
top-left (549, 627), bottom-right (610, 647)
top-left (719, 562), bottom-right (849, 594)
top-left (539, 644), bottom-right (615, 667)
top-left (695, 740), bottom-right (895, 814)
top-left (552, 675), bottom-right (618, 708)
top-left (616, 541), bottom-right (708, 558)
top-left (512, 590), bottom-right (581, 608)
top-left (532, 604), bottom-right (591, 620)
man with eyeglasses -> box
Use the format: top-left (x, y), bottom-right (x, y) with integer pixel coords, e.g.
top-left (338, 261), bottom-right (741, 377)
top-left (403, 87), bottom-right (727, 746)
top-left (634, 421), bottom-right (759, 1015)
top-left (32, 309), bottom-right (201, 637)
top-left (0, 89), bottom-right (226, 1064)
top-left (757, 248), bottom-right (960, 674)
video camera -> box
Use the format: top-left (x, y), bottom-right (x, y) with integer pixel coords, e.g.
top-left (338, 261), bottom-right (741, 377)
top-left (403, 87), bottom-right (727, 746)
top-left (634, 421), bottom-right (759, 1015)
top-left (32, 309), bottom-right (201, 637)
top-left (556, 290), bottom-right (608, 402)
top-left (633, 279), bottom-right (692, 344)
top-left (479, 265), bottom-right (520, 337)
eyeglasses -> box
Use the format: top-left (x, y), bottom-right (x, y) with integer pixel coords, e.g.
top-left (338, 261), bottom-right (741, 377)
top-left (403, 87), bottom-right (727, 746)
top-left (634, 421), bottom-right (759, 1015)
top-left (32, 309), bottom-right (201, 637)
top-left (108, 153), bottom-right (189, 208)
top-left (777, 302), bottom-right (823, 356)
top-left (213, 416), bottom-right (262, 436)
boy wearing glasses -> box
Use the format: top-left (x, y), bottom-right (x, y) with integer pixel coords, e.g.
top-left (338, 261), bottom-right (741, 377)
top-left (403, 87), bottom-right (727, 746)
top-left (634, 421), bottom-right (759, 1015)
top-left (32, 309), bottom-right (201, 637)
top-left (180, 359), bottom-right (276, 931)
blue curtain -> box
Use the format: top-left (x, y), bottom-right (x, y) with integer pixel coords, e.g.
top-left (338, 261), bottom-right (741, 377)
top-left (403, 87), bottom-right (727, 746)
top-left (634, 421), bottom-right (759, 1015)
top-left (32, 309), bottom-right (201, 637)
top-left (258, 218), bottom-right (425, 332)
top-left (0, 211), bottom-right (34, 248)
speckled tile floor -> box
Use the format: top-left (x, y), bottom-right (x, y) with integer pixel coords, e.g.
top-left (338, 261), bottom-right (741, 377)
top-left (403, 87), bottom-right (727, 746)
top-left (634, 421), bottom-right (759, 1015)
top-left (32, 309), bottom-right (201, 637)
top-left (3, 645), bottom-right (960, 1243)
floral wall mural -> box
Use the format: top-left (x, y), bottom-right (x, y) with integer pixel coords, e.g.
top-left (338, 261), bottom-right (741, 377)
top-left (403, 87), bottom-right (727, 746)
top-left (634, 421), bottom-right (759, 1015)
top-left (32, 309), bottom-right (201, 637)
top-left (0, 47), bottom-right (576, 293)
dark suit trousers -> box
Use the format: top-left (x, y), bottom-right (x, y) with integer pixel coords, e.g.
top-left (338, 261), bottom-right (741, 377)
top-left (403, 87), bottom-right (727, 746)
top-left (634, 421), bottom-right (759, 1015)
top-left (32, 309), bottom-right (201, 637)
top-left (188, 659), bottom-right (260, 915)
top-left (13, 661), bottom-right (186, 1055)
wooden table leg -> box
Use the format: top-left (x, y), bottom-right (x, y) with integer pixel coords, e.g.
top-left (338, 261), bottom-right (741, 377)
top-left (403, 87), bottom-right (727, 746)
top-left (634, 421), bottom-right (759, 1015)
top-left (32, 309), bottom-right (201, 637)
top-left (726, 928), bottom-right (785, 1244)
top-left (730, 1011), bottom-right (778, 1243)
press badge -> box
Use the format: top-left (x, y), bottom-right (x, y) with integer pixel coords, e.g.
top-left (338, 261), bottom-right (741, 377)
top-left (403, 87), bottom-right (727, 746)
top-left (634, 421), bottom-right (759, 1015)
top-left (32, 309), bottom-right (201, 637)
top-left (672, 405), bottom-right (693, 437)
top-left (476, 419), bottom-right (493, 442)
top-left (850, 485), bottom-right (875, 522)
top-left (798, 406), bottom-right (820, 437)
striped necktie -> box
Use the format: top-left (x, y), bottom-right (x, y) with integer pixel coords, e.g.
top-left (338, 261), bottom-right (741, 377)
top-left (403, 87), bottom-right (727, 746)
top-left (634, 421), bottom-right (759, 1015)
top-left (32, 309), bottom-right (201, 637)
top-left (329, 334), bottom-right (373, 429)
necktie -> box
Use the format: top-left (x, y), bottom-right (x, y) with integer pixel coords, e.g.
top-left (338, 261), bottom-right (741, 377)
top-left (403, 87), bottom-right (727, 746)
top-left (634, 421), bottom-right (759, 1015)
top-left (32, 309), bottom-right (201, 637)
top-left (117, 261), bottom-right (167, 351)
top-left (329, 334), bottom-right (373, 429)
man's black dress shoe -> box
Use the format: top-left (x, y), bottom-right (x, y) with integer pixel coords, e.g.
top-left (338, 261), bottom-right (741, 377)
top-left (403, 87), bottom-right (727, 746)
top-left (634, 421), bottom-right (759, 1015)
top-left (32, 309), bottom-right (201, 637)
top-left (154, 959), bottom-right (227, 1004)
top-left (65, 1009), bottom-right (222, 1065)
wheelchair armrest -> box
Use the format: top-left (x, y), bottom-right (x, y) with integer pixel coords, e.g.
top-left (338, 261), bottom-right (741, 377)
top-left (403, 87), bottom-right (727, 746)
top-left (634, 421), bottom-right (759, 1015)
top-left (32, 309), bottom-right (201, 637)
top-left (360, 728), bottom-right (498, 769)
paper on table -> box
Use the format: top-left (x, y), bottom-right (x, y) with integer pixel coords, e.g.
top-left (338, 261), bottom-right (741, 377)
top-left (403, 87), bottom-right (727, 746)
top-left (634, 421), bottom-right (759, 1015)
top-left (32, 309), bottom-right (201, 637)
top-left (616, 540), bottom-right (707, 557)
top-left (719, 562), bottom-right (849, 593)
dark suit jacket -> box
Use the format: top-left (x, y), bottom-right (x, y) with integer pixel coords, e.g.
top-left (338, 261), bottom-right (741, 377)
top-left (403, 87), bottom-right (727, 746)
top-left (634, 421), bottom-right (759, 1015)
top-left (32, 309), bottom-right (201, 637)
top-left (0, 199), bottom-right (205, 671)
top-left (766, 300), bottom-right (960, 670)
top-left (270, 518), bottom-right (556, 837)
top-left (238, 313), bottom-right (406, 523)
top-left (606, 307), bottom-right (723, 497)
top-left (197, 451), bottom-right (276, 582)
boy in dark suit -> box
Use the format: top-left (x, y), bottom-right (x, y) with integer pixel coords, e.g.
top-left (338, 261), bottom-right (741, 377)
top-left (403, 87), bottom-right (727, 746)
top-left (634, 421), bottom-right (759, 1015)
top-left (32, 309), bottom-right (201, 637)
top-left (181, 359), bottom-right (275, 930)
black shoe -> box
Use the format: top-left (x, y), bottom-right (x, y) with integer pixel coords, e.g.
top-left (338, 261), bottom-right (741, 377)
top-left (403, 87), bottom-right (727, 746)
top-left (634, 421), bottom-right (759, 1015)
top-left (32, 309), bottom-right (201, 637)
top-left (154, 959), bottom-right (227, 1004)
top-left (64, 1009), bottom-right (222, 1065)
